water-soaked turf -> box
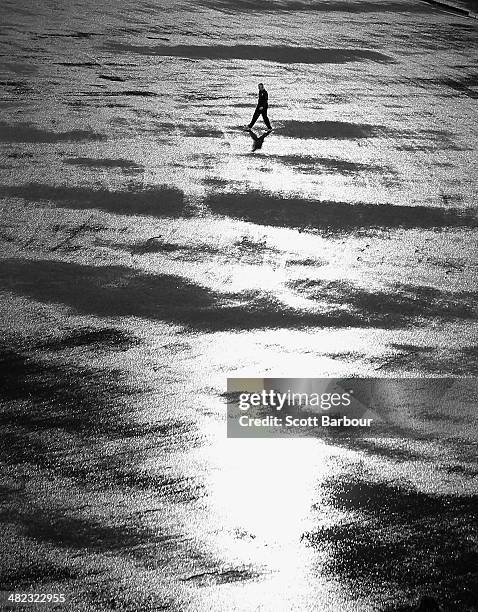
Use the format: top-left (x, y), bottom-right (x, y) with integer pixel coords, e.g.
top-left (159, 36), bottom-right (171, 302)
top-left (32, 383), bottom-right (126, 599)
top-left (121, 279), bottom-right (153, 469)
top-left (0, 0), bottom-right (477, 610)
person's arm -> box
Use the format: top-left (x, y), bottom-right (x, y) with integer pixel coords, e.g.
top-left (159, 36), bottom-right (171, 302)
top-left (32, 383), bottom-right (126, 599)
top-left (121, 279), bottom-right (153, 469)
top-left (258, 91), bottom-right (263, 111)
top-left (258, 90), bottom-right (267, 111)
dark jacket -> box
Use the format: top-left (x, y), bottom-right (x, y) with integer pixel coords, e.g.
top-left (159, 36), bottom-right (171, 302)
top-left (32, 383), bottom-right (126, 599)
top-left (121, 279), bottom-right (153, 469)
top-left (257, 88), bottom-right (268, 109)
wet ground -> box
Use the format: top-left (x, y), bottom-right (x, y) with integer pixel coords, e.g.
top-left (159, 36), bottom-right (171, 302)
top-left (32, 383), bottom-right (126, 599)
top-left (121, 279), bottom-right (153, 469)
top-left (0, 0), bottom-right (477, 610)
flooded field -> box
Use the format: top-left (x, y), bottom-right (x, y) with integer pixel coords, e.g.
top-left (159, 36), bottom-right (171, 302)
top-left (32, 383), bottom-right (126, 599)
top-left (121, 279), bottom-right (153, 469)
top-left (0, 0), bottom-right (477, 610)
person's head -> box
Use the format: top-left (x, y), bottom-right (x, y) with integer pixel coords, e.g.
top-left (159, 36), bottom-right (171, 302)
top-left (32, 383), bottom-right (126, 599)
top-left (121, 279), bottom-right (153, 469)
top-left (258, 82), bottom-right (264, 91)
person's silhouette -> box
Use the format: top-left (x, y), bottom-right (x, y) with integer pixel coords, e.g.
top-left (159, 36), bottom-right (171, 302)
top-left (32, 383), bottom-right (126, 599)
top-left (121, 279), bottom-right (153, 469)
top-left (248, 128), bottom-right (271, 152)
top-left (247, 83), bottom-right (272, 130)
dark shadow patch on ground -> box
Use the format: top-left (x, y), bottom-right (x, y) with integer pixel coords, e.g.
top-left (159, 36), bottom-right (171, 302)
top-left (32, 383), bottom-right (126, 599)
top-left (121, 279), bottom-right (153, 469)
top-left (103, 90), bottom-right (158, 97)
top-left (264, 119), bottom-right (458, 149)
top-left (324, 350), bottom-right (372, 362)
top-left (40, 31), bottom-right (96, 39)
top-left (410, 73), bottom-right (472, 100)
top-left (445, 464), bottom-right (478, 478)
top-left (0, 80), bottom-right (34, 96)
top-left (1, 426), bottom-right (202, 499)
top-left (266, 153), bottom-right (388, 174)
top-left (98, 74), bottom-right (126, 82)
top-left (141, 120), bottom-right (176, 134)
top-left (304, 479), bottom-right (478, 611)
top-left (286, 256), bottom-right (325, 267)
top-left (125, 237), bottom-right (222, 258)
top-left (81, 586), bottom-right (173, 611)
top-left (310, 92), bottom-right (350, 104)
top-left (200, 0), bottom-right (431, 12)
top-left (95, 466), bottom-right (204, 500)
top-left (289, 279), bottom-right (477, 323)
top-left (321, 479), bottom-right (477, 518)
top-left (36, 327), bottom-right (140, 352)
top-left (440, 74), bottom-right (478, 99)
top-left (347, 439), bottom-right (424, 462)
top-left (63, 157), bottom-right (144, 172)
top-left (0, 505), bottom-right (164, 552)
top-left (58, 61), bottom-right (101, 67)
top-left (205, 191), bottom-right (477, 233)
top-left (103, 43), bottom-right (393, 65)
top-left (274, 120), bottom-right (386, 139)
top-left (396, 127), bottom-right (464, 152)
top-left (0, 260), bottom-right (306, 332)
top-left (180, 566), bottom-right (262, 585)
top-left (0, 561), bottom-right (78, 591)
top-left (0, 122), bottom-right (105, 143)
top-left (104, 102), bottom-right (129, 108)
top-left (0, 430), bottom-right (54, 468)
top-left (0, 183), bottom-right (187, 218)
top-left (0, 348), bottom-right (141, 438)
top-left (376, 343), bottom-right (478, 375)
top-left (0, 260), bottom-right (476, 332)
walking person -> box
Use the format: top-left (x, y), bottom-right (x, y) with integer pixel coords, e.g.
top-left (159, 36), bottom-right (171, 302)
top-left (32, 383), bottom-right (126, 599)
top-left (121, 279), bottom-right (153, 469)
top-left (247, 83), bottom-right (272, 131)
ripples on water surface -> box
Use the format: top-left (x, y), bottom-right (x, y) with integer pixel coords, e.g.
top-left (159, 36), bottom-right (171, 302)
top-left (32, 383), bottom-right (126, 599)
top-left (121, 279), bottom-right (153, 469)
top-left (0, 0), bottom-right (477, 610)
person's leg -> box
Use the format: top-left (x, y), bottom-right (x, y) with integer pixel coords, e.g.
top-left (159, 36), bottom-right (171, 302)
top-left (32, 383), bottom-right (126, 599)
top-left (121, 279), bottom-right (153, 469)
top-left (248, 108), bottom-right (261, 128)
top-left (262, 109), bottom-right (272, 130)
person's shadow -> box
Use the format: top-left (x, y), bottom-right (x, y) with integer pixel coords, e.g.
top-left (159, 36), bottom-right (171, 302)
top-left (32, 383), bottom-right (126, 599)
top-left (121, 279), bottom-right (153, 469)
top-left (248, 129), bottom-right (271, 152)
